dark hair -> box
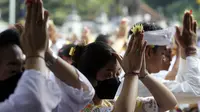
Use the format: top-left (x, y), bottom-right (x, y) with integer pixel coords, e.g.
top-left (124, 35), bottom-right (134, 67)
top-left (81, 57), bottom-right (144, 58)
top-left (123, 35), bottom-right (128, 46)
top-left (58, 44), bottom-right (76, 57)
top-left (128, 22), bottom-right (163, 36)
top-left (72, 42), bottom-right (116, 86)
top-left (95, 34), bottom-right (110, 44)
top-left (0, 29), bottom-right (20, 48)
top-left (128, 22), bottom-right (163, 52)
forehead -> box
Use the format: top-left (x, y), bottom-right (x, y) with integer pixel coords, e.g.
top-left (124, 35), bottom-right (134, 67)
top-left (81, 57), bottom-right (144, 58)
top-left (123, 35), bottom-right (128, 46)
top-left (0, 45), bottom-right (23, 60)
top-left (104, 59), bottom-right (120, 69)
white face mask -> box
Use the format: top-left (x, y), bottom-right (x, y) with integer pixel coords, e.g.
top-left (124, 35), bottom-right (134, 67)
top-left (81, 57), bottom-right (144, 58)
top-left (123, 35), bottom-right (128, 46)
top-left (128, 26), bottom-right (176, 46)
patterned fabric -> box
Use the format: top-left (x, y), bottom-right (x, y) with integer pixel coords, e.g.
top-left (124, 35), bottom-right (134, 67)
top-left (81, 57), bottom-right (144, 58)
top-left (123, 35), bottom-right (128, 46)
top-left (81, 97), bottom-right (159, 112)
top-left (136, 97), bottom-right (159, 112)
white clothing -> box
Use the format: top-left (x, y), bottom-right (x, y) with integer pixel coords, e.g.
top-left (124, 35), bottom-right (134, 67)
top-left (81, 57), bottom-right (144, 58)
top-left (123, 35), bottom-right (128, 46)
top-left (116, 55), bottom-right (200, 104)
top-left (0, 70), bottom-right (61, 112)
top-left (0, 69), bottom-right (95, 112)
top-left (51, 69), bottom-right (95, 112)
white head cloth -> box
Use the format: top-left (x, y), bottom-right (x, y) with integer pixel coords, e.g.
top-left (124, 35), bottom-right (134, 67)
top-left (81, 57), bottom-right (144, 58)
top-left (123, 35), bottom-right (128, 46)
top-left (128, 26), bottom-right (176, 46)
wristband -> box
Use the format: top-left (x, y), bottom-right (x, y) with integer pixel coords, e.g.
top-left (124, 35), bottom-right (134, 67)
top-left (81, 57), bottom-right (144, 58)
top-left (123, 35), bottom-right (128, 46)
top-left (124, 71), bottom-right (140, 77)
top-left (185, 47), bottom-right (197, 57)
top-left (26, 55), bottom-right (44, 61)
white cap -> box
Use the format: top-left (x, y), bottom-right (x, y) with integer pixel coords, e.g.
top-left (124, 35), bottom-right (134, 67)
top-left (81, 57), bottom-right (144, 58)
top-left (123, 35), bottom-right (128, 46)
top-left (128, 26), bottom-right (176, 46)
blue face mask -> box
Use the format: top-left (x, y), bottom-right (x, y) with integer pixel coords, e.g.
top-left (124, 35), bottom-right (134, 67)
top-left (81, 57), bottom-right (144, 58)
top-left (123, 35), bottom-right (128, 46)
top-left (95, 77), bottom-right (121, 99)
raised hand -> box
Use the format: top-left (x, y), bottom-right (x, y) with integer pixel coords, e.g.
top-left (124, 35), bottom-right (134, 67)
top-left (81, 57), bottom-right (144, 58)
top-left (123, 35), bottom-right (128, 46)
top-left (121, 30), bottom-right (147, 74)
top-left (139, 55), bottom-right (149, 78)
top-left (176, 11), bottom-right (197, 57)
top-left (21, 0), bottom-right (49, 58)
top-left (117, 18), bottom-right (129, 38)
top-left (13, 23), bottom-right (24, 35)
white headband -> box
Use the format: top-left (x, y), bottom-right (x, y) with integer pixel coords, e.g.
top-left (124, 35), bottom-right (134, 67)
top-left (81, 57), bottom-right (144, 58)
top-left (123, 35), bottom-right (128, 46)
top-left (128, 26), bottom-right (176, 46)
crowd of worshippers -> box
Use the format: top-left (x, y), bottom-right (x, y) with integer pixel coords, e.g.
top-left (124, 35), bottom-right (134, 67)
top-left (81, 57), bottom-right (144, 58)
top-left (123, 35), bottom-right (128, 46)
top-left (1, 0), bottom-right (200, 112)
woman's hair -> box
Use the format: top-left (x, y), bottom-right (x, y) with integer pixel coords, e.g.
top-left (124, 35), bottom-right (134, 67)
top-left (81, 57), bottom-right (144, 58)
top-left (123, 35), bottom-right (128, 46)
top-left (128, 22), bottom-right (163, 36)
top-left (95, 34), bottom-right (110, 44)
top-left (0, 29), bottom-right (20, 48)
top-left (72, 42), bottom-right (116, 86)
top-left (58, 44), bottom-right (76, 57)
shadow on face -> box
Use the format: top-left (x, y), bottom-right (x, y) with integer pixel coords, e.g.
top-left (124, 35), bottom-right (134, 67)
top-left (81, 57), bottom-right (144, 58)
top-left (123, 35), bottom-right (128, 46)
top-left (0, 45), bottom-right (24, 81)
top-left (146, 46), bottom-right (172, 73)
top-left (161, 47), bottom-right (172, 71)
top-left (96, 59), bottom-right (121, 81)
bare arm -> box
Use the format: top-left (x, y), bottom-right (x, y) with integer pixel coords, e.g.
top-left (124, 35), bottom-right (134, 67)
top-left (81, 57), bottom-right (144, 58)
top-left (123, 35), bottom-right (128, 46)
top-left (113, 75), bottom-right (138, 112)
top-left (0, 1), bottom-right (61, 111)
top-left (113, 26), bottom-right (147, 112)
top-left (165, 55), bottom-right (180, 80)
top-left (45, 49), bottom-right (81, 89)
top-left (165, 46), bottom-right (181, 80)
top-left (141, 75), bottom-right (177, 111)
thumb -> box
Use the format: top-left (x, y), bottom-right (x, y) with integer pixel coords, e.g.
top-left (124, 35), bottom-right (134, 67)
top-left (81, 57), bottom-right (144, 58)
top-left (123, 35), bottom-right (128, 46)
top-left (175, 26), bottom-right (181, 38)
top-left (175, 26), bottom-right (181, 44)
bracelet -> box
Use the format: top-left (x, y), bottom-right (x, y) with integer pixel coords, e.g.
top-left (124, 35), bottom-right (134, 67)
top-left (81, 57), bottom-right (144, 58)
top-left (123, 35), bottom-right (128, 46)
top-left (124, 71), bottom-right (140, 77)
top-left (185, 47), bottom-right (197, 56)
top-left (26, 55), bottom-right (44, 61)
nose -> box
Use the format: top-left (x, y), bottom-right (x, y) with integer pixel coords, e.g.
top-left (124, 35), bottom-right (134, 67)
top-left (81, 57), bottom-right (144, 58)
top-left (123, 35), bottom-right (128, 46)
top-left (165, 48), bottom-right (172, 61)
top-left (110, 72), bottom-right (115, 78)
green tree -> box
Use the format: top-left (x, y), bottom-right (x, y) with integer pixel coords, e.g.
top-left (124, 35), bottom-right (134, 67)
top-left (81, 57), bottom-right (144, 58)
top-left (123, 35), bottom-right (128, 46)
top-left (0, 0), bottom-right (114, 25)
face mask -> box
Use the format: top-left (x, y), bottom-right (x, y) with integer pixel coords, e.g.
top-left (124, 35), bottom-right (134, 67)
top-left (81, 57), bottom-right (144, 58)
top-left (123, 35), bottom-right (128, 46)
top-left (95, 77), bottom-right (121, 99)
top-left (0, 72), bottom-right (22, 102)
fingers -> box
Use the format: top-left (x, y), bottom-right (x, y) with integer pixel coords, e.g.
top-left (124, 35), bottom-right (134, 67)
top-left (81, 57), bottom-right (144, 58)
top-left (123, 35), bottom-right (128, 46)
top-left (37, 0), bottom-right (43, 22)
top-left (141, 52), bottom-right (146, 69)
top-left (190, 15), bottom-right (193, 31)
top-left (138, 31), bottom-right (144, 54)
top-left (175, 26), bottom-right (181, 44)
top-left (183, 12), bottom-right (191, 31)
top-left (44, 10), bottom-right (49, 23)
top-left (25, 2), bottom-right (32, 28)
top-left (175, 26), bottom-right (181, 38)
top-left (131, 32), bottom-right (139, 52)
top-left (31, 0), bottom-right (38, 27)
top-left (141, 41), bottom-right (147, 54)
top-left (26, 0), bottom-right (32, 4)
top-left (131, 31), bottom-right (144, 54)
top-left (193, 21), bottom-right (197, 34)
top-left (125, 34), bottom-right (135, 56)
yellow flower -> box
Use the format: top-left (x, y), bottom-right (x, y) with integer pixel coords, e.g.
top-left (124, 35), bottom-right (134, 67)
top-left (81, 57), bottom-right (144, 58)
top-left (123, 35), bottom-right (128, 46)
top-left (131, 24), bottom-right (143, 35)
top-left (151, 45), bottom-right (155, 48)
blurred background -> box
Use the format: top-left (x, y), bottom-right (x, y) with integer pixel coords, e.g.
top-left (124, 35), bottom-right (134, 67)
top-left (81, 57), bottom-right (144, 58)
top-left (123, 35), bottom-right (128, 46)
top-left (0, 0), bottom-right (200, 42)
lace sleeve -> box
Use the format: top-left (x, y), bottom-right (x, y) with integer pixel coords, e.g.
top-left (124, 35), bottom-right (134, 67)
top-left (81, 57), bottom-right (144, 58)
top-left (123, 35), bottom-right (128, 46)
top-left (136, 97), bottom-right (159, 112)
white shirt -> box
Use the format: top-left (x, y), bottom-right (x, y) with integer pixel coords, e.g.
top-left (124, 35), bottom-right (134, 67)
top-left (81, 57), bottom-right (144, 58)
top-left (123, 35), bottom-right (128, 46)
top-left (51, 69), bottom-right (95, 112)
top-left (0, 69), bottom-right (95, 112)
top-left (116, 55), bottom-right (200, 104)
